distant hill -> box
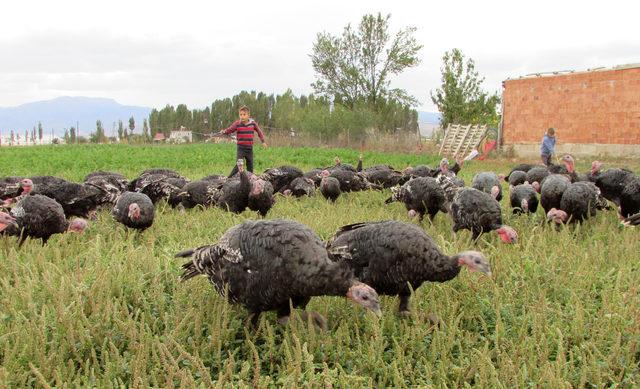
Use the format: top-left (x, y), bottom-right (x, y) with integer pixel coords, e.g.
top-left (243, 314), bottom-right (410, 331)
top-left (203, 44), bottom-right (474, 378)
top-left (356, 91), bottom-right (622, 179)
top-left (418, 111), bottom-right (441, 124)
top-left (0, 96), bottom-right (152, 137)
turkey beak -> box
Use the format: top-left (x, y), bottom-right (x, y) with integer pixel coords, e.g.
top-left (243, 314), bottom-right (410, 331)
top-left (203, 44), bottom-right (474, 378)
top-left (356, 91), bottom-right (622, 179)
top-left (371, 305), bottom-right (382, 318)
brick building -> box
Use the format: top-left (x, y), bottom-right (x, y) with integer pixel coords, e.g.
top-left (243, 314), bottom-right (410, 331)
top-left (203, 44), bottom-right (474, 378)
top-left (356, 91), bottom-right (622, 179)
top-left (500, 64), bottom-right (640, 157)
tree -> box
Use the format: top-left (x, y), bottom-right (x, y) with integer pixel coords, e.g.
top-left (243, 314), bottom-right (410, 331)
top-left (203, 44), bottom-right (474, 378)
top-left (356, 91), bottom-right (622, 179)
top-left (311, 13), bottom-right (422, 109)
top-left (70, 127), bottom-right (77, 144)
top-left (128, 116), bottom-right (135, 135)
top-left (117, 120), bottom-right (124, 141)
top-left (63, 129), bottom-right (70, 144)
top-left (38, 122), bottom-right (43, 144)
top-left (93, 120), bottom-right (107, 143)
top-left (143, 118), bottom-right (150, 141)
top-left (10, 130), bottom-right (15, 146)
top-left (430, 48), bottom-right (500, 128)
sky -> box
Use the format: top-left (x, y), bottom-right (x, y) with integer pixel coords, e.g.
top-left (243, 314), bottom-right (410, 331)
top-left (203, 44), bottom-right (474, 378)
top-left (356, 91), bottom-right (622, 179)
top-left (1, 0), bottom-right (639, 112)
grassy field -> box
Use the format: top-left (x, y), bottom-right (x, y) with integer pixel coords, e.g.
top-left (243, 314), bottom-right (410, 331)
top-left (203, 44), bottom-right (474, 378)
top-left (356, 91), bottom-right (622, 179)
top-left (1, 144), bottom-right (639, 388)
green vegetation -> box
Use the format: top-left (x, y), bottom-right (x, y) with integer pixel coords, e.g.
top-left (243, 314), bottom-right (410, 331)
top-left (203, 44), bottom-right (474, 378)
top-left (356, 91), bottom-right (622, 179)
top-left (1, 145), bottom-right (638, 387)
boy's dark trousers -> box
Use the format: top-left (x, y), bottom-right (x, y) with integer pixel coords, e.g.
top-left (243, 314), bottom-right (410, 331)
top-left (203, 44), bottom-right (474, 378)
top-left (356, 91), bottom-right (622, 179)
top-left (541, 154), bottom-right (552, 166)
top-left (229, 147), bottom-right (254, 177)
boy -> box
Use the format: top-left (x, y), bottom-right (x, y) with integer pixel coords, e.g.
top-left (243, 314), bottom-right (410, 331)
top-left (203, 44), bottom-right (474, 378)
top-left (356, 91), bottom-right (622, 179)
top-left (540, 127), bottom-right (556, 166)
top-left (217, 106), bottom-right (268, 176)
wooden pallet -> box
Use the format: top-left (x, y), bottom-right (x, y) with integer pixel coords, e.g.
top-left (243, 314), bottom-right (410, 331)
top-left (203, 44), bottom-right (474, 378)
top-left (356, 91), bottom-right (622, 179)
top-left (439, 124), bottom-right (487, 158)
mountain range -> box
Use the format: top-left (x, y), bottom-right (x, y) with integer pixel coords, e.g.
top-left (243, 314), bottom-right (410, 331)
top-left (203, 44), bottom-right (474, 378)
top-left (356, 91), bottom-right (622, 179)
top-left (0, 96), bottom-right (441, 137)
top-left (0, 96), bottom-right (152, 137)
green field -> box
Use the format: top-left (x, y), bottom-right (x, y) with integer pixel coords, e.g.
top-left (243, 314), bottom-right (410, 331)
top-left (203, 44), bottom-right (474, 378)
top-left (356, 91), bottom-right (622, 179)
top-left (1, 144), bottom-right (639, 388)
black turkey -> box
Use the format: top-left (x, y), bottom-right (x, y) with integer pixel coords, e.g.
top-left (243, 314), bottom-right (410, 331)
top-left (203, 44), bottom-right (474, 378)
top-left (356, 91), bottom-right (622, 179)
top-left (472, 172), bottom-right (503, 201)
top-left (0, 176), bottom-right (25, 201)
top-left (622, 213), bottom-right (640, 227)
top-left (112, 192), bottom-right (155, 231)
top-left (327, 156), bottom-right (358, 173)
top-left (320, 171), bottom-right (341, 202)
top-left (593, 167), bottom-right (636, 205)
top-left (84, 171), bottom-right (129, 206)
top-left (385, 177), bottom-right (448, 221)
top-left (330, 169), bottom-right (380, 192)
top-left (432, 158), bottom-right (463, 177)
top-left (326, 221), bottom-right (490, 315)
top-left (177, 177), bottom-right (227, 209)
top-left (176, 219), bottom-right (381, 328)
top-left (505, 164), bottom-right (538, 182)
top-left (547, 182), bottom-right (601, 224)
top-left (401, 165), bottom-right (436, 183)
top-left (509, 183), bottom-right (539, 214)
top-left (450, 187), bottom-right (518, 243)
top-left (540, 174), bottom-right (571, 214)
top-left (30, 176), bottom-right (105, 218)
top-left (525, 167), bottom-right (550, 191)
top-left (248, 179), bottom-right (275, 217)
top-left (361, 165), bottom-right (404, 188)
top-left (281, 177), bottom-right (316, 197)
top-left (261, 166), bottom-right (303, 193)
top-left (130, 169), bottom-right (189, 205)
top-left (303, 168), bottom-right (324, 187)
top-left (508, 170), bottom-right (527, 186)
top-left (2, 178), bottom-right (34, 208)
top-left (436, 174), bottom-right (465, 203)
top-left (619, 175), bottom-right (640, 218)
top-left (215, 160), bottom-right (252, 213)
top-left (1, 194), bottom-right (87, 245)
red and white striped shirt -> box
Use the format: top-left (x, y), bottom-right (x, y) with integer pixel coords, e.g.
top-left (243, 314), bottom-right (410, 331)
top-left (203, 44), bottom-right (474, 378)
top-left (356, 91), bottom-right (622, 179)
top-left (223, 119), bottom-right (265, 149)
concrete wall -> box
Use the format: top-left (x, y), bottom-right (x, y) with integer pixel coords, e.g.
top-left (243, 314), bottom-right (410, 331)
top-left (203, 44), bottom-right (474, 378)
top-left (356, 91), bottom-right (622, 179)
top-left (502, 66), bottom-right (640, 157)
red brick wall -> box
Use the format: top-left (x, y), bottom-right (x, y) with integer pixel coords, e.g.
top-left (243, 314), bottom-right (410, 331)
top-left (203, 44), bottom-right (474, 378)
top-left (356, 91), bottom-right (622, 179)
top-left (502, 67), bottom-right (640, 145)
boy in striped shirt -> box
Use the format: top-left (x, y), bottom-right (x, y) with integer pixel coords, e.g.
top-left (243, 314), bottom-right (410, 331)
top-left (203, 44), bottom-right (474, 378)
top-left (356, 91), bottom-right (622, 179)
top-left (218, 106), bottom-right (268, 176)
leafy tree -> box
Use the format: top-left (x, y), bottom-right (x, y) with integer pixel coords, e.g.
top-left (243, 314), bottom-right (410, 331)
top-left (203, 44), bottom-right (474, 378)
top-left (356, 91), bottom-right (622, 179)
top-left (70, 127), bottom-right (77, 144)
top-left (10, 130), bottom-right (15, 145)
top-left (38, 122), bottom-right (43, 144)
top-left (311, 13), bottom-right (422, 109)
top-left (430, 48), bottom-right (500, 128)
top-left (92, 120), bottom-right (107, 143)
top-left (128, 116), bottom-right (135, 135)
top-left (63, 129), bottom-right (70, 144)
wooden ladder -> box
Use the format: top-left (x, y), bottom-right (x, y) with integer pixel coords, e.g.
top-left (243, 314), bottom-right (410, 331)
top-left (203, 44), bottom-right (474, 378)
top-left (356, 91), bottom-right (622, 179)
top-left (439, 124), bottom-right (487, 158)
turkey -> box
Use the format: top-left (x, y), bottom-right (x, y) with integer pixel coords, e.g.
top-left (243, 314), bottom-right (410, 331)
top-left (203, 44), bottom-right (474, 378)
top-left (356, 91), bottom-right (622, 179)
top-left (176, 219), bottom-right (381, 328)
top-left (1, 176), bottom-right (25, 201)
top-left (401, 165), bottom-right (436, 183)
top-left (112, 192), bottom-right (155, 231)
top-left (540, 174), bottom-right (571, 214)
top-left (525, 167), bottom-right (550, 191)
top-left (84, 171), bottom-right (129, 206)
top-left (0, 194), bottom-right (87, 245)
top-left (450, 188), bottom-right (518, 243)
top-left (2, 178), bottom-right (34, 208)
top-left (505, 163), bottom-right (538, 182)
top-left (509, 183), bottom-right (539, 214)
top-left (433, 158), bottom-right (463, 178)
top-left (547, 182), bottom-right (602, 224)
top-left (329, 169), bottom-right (380, 192)
top-left (130, 169), bottom-right (189, 205)
top-left (593, 167), bottom-right (636, 205)
top-left (260, 166), bottom-right (303, 193)
top-left (177, 177), bottom-right (227, 209)
top-left (281, 177), bottom-right (316, 197)
top-left (215, 160), bottom-right (252, 213)
top-left (619, 175), bottom-right (640, 218)
top-left (436, 174), bottom-right (465, 203)
top-left (30, 176), bottom-right (105, 219)
top-left (361, 165), bottom-right (404, 188)
top-left (320, 171), bottom-right (341, 203)
top-left (507, 170), bottom-right (527, 187)
top-left (385, 177), bottom-right (448, 221)
top-left (327, 156), bottom-right (358, 173)
top-left (248, 179), bottom-right (275, 217)
top-left (303, 168), bottom-right (324, 187)
top-left (326, 221), bottom-right (490, 316)
top-left (471, 172), bottom-right (503, 201)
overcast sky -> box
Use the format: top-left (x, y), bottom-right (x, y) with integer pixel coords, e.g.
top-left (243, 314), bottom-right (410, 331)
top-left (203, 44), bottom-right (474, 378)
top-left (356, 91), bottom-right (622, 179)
top-left (2, 0), bottom-right (638, 111)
